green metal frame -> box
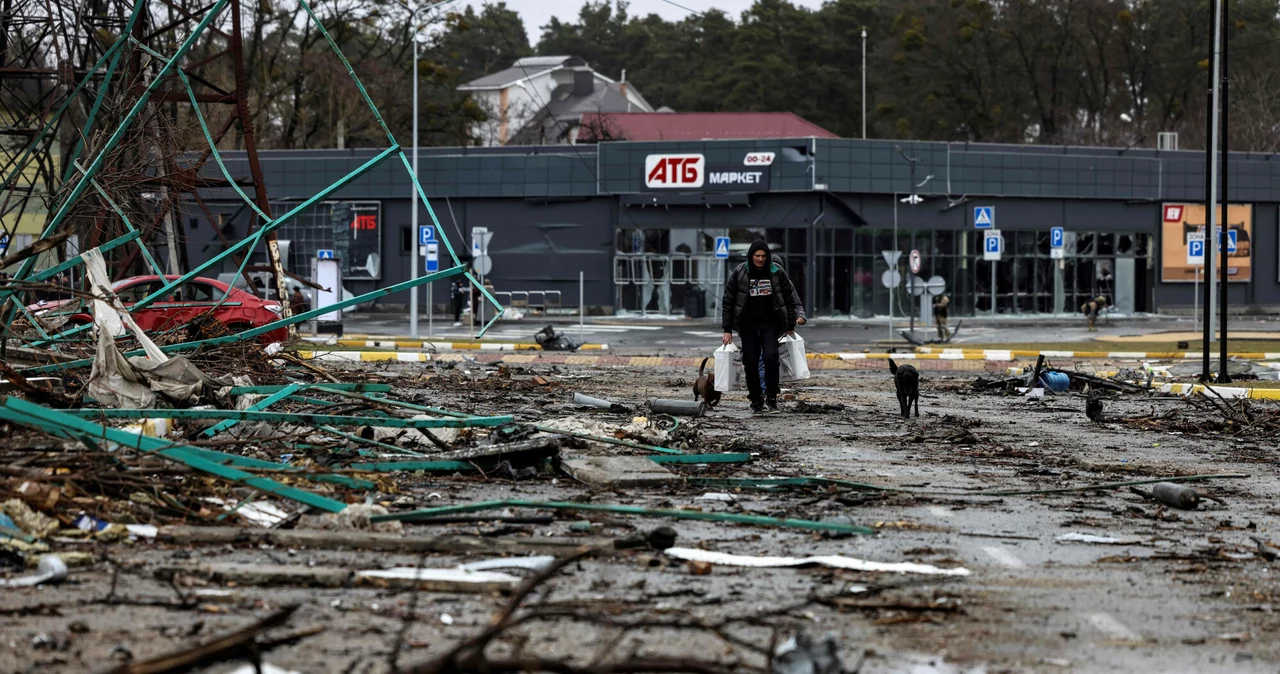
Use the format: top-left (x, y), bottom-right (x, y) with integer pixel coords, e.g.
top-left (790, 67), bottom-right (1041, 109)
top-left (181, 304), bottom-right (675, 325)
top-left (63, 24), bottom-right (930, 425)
top-left (67, 407), bottom-right (514, 428)
top-left (0, 396), bottom-right (348, 512)
top-left (369, 499), bottom-right (875, 535)
top-left (202, 383), bottom-right (300, 437)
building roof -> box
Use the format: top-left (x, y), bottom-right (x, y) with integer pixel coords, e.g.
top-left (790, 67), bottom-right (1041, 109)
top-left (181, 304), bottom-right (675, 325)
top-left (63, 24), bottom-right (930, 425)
top-left (576, 112), bottom-right (839, 142)
top-left (458, 56), bottom-right (586, 91)
top-left (509, 77), bottom-right (639, 145)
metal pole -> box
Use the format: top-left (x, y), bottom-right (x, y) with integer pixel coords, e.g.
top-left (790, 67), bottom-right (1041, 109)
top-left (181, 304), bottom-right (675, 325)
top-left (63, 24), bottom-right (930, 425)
top-left (428, 284), bottom-right (433, 338)
top-left (890, 193), bottom-right (896, 341)
top-left (409, 22), bottom-right (420, 338)
top-left (1219, 0), bottom-right (1230, 382)
top-left (1194, 265), bottom-right (1199, 334)
top-left (1202, 0), bottom-right (1223, 382)
top-left (990, 261), bottom-right (996, 318)
top-left (861, 28), bottom-right (867, 140)
top-left (579, 270), bottom-right (585, 343)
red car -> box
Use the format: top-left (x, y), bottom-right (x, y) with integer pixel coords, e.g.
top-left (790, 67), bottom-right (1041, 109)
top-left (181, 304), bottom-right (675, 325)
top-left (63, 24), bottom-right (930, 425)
top-left (29, 275), bottom-right (288, 343)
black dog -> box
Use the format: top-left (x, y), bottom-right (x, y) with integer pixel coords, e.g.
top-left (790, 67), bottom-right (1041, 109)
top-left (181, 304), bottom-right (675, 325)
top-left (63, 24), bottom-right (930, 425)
top-left (693, 357), bottom-right (722, 408)
top-left (888, 358), bottom-right (919, 419)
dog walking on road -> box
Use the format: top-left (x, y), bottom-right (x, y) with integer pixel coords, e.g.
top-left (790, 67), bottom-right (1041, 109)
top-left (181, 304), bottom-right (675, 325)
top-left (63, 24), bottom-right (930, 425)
top-left (889, 358), bottom-right (920, 419)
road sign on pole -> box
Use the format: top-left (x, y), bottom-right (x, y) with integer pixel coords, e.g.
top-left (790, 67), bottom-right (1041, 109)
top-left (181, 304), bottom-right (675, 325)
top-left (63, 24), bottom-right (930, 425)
top-left (1188, 234), bottom-right (1205, 266)
top-left (425, 242), bottom-right (439, 273)
top-left (974, 206), bottom-right (994, 229)
top-left (983, 230), bottom-right (1002, 261)
top-left (316, 249), bottom-right (335, 260)
top-left (419, 225), bottom-right (435, 245)
top-left (714, 237), bottom-right (730, 259)
top-left (1217, 229), bottom-right (1237, 254)
top-left (882, 250), bottom-right (902, 266)
top-left (1050, 227), bottom-right (1064, 248)
top-left (909, 249), bottom-right (922, 274)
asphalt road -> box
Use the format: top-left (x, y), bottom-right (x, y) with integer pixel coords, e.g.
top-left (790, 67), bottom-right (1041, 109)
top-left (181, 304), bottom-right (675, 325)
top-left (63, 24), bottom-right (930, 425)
top-left (332, 311), bottom-right (1280, 353)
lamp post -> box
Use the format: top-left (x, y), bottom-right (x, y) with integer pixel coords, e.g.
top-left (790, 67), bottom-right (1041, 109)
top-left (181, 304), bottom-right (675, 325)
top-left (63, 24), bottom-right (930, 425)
top-left (893, 145), bottom-right (920, 340)
top-left (861, 28), bottom-right (867, 139)
top-left (408, 1), bottom-right (422, 338)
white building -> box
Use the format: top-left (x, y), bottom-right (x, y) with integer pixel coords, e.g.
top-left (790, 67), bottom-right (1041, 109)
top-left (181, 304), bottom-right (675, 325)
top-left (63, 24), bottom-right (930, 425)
top-left (458, 56), bottom-right (654, 146)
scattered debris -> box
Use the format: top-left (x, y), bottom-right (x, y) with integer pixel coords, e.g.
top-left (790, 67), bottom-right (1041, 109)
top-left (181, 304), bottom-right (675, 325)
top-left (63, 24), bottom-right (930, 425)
top-left (664, 547), bottom-right (971, 576)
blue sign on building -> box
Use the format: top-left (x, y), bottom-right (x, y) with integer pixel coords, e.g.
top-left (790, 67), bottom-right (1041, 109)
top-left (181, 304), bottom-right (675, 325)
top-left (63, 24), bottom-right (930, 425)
top-left (714, 237), bottom-right (730, 259)
top-left (974, 206), bottom-right (994, 229)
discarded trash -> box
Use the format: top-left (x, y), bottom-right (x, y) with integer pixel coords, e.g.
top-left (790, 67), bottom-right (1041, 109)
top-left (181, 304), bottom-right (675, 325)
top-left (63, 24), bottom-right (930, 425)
top-left (534, 325), bottom-right (578, 351)
top-left (1039, 371), bottom-right (1070, 392)
top-left (1152, 482), bottom-right (1201, 509)
top-left (772, 632), bottom-right (843, 674)
top-left (647, 398), bottom-right (706, 417)
top-left (225, 664), bottom-right (302, 674)
top-left (2, 499), bottom-right (59, 539)
top-left (1056, 532), bottom-right (1141, 545)
top-left (456, 556), bottom-right (556, 573)
top-left (664, 547), bottom-right (971, 575)
top-left (696, 492), bottom-right (737, 502)
top-left (572, 392), bottom-right (631, 414)
top-left (0, 554), bottom-right (68, 587)
top-left (300, 503), bottom-right (404, 533)
top-left (356, 567), bottom-right (522, 592)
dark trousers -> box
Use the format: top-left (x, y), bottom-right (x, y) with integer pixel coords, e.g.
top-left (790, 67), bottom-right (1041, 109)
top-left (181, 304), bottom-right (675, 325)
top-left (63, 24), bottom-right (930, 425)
top-left (739, 322), bottom-right (780, 404)
top-left (452, 292), bottom-right (464, 321)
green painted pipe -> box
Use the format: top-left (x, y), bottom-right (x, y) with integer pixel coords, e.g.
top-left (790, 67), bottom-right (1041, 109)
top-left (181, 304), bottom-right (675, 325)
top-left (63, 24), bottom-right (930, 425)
top-left (202, 383), bottom-right (301, 437)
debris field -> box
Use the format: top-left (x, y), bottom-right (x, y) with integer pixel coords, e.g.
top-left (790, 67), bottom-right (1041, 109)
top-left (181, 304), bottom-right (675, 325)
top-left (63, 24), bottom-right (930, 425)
top-left (3, 352), bottom-right (1280, 674)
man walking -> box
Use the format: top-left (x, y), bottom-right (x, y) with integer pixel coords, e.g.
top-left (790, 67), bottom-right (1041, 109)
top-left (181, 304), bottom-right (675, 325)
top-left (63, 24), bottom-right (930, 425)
top-left (1081, 295), bottom-right (1108, 332)
top-left (450, 277), bottom-right (466, 326)
top-left (722, 240), bottom-right (800, 414)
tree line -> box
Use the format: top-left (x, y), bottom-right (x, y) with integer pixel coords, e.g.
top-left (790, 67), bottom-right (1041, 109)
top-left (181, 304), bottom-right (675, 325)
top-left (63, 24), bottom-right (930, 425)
top-left (8, 0), bottom-right (1279, 151)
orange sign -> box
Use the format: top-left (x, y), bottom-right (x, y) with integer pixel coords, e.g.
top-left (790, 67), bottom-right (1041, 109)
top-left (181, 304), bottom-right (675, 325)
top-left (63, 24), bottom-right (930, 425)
top-left (1160, 203), bottom-right (1252, 283)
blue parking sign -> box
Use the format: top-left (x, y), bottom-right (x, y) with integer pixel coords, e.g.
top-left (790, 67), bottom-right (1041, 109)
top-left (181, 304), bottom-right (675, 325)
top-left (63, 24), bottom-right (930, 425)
top-left (419, 225), bottom-right (435, 245)
top-left (1050, 227), bottom-right (1064, 248)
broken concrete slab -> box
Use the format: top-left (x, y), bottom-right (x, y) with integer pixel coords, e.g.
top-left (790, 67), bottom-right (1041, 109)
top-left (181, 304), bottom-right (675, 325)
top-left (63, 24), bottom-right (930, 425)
top-left (559, 455), bottom-right (675, 487)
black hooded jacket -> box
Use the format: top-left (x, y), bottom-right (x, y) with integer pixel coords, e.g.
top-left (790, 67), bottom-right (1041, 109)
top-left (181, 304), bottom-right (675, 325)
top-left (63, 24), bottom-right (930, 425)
top-left (721, 241), bottom-right (800, 333)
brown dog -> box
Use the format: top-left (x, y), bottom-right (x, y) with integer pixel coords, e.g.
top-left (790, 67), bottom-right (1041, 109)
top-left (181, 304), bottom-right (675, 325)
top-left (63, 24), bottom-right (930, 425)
top-left (693, 357), bottom-right (721, 408)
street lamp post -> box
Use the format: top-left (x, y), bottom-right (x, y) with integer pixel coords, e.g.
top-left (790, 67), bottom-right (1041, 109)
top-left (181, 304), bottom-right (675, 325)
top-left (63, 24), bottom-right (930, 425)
top-left (893, 146), bottom-right (919, 340)
top-left (861, 29), bottom-right (867, 139)
top-left (408, 1), bottom-right (421, 338)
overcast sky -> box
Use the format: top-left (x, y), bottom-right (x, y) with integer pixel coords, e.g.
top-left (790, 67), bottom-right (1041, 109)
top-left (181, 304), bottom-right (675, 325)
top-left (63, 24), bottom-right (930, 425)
top-left (453, 0), bottom-right (827, 45)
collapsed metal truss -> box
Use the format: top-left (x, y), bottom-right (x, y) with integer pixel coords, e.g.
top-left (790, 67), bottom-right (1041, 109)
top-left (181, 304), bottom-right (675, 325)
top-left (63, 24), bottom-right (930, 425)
top-left (0, 0), bottom-right (504, 356)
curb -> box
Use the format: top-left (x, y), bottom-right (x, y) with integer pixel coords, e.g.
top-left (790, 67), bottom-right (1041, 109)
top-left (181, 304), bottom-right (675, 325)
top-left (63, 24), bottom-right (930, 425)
top-left (915, 347), bottom-right (1280, 360)
top-left (1158, 382), bottom-right (1280, 400)
top-left (303, 337), bottom-right (609, 351)
top-left (295, 350), bottom-right (1006, 372)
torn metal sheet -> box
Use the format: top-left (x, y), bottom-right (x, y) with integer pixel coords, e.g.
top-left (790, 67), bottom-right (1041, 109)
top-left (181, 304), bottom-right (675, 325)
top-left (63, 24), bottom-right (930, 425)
top-left (355, 567), bottom-right (522, 592)
top-left (664, 547), bottom-right (971, 576)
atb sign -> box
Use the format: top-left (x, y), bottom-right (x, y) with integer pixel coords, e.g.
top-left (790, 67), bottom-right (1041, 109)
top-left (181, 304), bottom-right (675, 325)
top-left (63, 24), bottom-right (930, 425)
top-left (644, 154), bottom-right (705, 189)
top-left (974, 206), bottom-right (994, 229)
top-left (1187, 234), bottom-right (1205, 266)
top-left (983, 230), bottom-right (1002, 261)
top-left (1050, 226), bottom-right (1065, 260)
top-left (424, 242), bottom-right (439, 273)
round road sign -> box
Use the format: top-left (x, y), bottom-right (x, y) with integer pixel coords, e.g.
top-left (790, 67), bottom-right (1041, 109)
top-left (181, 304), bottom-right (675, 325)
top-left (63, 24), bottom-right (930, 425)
top-left (880, 269), bottom-right (902, 289)
top-left (909, 249), bottom-right (922, 274)
top-left (907, 275), bottom-right (927, 296)
top-left (474, 254), bottom-right (493, 276)
top-left (925, 275), bottom-right (947, 296)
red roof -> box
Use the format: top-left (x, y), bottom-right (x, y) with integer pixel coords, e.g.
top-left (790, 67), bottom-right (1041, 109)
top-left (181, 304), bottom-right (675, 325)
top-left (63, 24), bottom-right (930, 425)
top-left (578, 112), bottom-right (838, 142)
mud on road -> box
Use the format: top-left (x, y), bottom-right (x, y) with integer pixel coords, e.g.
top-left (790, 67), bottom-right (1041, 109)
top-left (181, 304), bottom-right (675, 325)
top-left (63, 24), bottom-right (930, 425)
top-left (3, 360), bottom-right (1279, 674)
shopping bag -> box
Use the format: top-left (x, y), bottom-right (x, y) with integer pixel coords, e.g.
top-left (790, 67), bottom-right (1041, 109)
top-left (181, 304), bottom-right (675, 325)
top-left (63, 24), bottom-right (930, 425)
top-left (778, 333), bottom-right (811, 382)
top-left (714, 344), bottom-right (742, 392)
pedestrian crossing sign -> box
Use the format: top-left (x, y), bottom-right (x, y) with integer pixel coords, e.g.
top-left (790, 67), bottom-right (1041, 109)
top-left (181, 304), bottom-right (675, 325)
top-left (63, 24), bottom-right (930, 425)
top-left (974, 206), bottom-right (994, 229)
top-left (714, 236), bottom-right (730, 259)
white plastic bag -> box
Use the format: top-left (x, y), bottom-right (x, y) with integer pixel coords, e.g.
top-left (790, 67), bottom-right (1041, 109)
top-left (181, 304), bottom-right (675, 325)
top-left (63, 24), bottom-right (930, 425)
top-left (714, 344), bottom-right (742, 392)
top-left (778, 333), bottom-right (811, 382)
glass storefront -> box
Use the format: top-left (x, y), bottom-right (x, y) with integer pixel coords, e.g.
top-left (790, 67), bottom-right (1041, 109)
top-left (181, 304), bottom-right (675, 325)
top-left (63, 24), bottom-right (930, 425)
top-left (614, 226), bottom-right (1152, 317)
